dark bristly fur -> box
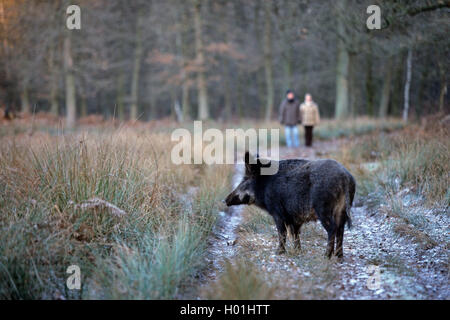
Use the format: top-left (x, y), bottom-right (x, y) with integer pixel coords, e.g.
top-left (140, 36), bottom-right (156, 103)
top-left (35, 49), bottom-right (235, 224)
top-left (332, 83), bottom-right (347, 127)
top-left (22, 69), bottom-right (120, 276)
top-left (225, 152), bottom-right (356, 259)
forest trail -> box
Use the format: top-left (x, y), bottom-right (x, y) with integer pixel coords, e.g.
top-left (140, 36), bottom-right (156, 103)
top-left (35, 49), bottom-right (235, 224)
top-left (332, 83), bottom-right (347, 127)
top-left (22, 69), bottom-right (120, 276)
top-left (197, 137), bottom-right (449, 299)
top-left (192, 164), bottom-right (246, 298)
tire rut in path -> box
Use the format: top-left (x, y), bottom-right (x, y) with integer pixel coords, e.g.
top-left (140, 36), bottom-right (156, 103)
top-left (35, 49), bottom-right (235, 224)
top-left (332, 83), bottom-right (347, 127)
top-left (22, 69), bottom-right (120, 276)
top-left (194, 164), bottom-right (245, 297)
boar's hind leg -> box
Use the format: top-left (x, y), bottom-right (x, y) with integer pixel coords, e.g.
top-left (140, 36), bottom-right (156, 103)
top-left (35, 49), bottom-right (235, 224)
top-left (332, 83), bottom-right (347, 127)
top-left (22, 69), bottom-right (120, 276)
top-left (315, 204), bottom-right (336, 258)
top-left (335, 222), bottom-right (345, 259)
top-left (274, 217), bottom-right (287, 254)
top-left (325, 226), bottom-right (336, 258)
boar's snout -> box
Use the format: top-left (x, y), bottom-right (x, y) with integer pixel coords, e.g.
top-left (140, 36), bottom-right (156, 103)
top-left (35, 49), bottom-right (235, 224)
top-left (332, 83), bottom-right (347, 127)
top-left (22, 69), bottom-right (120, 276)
top-left (225, 188), bottom-right (247, 207)
top-left (224, 190), bottom-right (237, 206)
top-left (224, 183), bottom-right (255, 207)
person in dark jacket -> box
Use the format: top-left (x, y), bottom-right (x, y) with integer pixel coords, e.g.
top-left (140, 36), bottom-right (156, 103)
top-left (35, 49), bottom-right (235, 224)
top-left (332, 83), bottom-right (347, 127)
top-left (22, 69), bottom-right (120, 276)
top-left (279, 90), bottom-right (301, 148)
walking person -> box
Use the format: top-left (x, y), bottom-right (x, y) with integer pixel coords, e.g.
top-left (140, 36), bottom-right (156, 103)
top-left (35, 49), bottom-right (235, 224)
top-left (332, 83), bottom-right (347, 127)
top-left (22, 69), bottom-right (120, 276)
top-left (279, 90), bottom-right (301, 148)
top-left (300, 93), bottom-right (320, 147)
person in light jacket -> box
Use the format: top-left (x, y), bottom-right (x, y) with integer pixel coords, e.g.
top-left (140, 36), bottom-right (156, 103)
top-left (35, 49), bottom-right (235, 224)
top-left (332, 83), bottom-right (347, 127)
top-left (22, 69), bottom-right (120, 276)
top-left (279, 90), bottom-right (301, 148)
top-left (299, 93), bottom-right (320, 147)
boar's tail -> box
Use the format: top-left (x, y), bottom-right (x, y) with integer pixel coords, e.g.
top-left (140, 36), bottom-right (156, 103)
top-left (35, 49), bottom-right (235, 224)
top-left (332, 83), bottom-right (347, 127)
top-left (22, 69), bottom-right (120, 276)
top-left (345, 191), bottom-right (353, 229)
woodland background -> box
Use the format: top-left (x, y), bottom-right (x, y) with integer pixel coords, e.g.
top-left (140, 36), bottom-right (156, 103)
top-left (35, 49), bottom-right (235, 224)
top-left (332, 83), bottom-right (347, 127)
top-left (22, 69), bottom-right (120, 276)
top-left (0, 0), bottom-right (448, 127)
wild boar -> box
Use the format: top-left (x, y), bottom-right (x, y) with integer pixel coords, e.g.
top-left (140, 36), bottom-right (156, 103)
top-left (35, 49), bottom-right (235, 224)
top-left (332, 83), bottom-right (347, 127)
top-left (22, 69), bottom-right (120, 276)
top-left (225, 152), bottom-right (355, 259)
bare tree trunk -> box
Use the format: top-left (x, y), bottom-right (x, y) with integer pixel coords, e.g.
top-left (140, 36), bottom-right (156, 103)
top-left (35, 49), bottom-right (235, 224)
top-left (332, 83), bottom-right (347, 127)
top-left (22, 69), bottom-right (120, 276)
top-left (149, 86), bottom-right (157, 119)
top-left (417, 66), bottom-right (428, 118)
top-left (224, 77), bottom-right (232, 120)
top-left (439, 83), bottom-right (447, 113)
top-left (169, 90), bottom-right (176, 119)
top-left (334, 4), bottom-right (349, 119)
top-left (182, 83), bottom-right (190, 120)
top-left (403, 48), bottom-right (412, 121)
top-left (237, 71), bottom-right (244, 119)
top-left (257, 71), bottom-right (265, 118)
top-left (263, 0), bottom-right (274, 122)
top-left (177, 7), bottom-right (190, 121)
top-left (130, 13), bottom-right (143, 121)
top-left (63, 33), bottom-right (76, 128)
top-left (116, 72), bottom-right (125, 121)
top-left (49, 45), bottom-right (59, 116)
top-left (223, 2), bottom-right (233, 121)
top-left (80, 96), bottom-right (87, 117)
top-left (365, 45), bottom-right (375, 116)
top-left (274, 1), bottom-right (293, 93)
top-left (20, 86), bottom-right (30, 113)
top-left (391, 54), bottom-right (404, 116)
top-left (348, 54), bottom-right (356, 117)
top-left (283, 50), bottom-right (293, 92)
top-left (194, 0), bottom-right (209, 120)
top-left (379, 56), bottom-right (393, 118)
top-left (438, 61), bottom-right (447, 112)
top-left (174, 99), bottom-right (183, 122)
top-left (335, 41), bottom-right (349, 119)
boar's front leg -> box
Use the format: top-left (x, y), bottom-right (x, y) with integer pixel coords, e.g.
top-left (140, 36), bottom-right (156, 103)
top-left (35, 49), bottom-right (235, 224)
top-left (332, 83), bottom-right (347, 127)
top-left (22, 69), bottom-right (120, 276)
top-left (288, 224), bottom-right (302, 250)
top-left (273, 216), bottom-right (287, 254)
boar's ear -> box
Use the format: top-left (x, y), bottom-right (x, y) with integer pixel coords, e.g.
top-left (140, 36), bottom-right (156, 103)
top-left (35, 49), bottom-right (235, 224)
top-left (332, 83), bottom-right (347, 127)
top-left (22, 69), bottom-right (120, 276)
top-left (244, 151), bottom-right (257, 164)
top-left (257, 156), bottom-right (272, 168)
top-left (244, 151), bottom-right (251, 164)
top-left (244, 151), bottom-right (260, 176)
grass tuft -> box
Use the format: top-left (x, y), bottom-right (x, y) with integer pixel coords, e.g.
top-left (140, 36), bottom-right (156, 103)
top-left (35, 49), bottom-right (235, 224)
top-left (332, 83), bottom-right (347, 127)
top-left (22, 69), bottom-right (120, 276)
top-left (204, 259), bottom-right (276, 300)
top-left (0, 129), bottom-right (230, 299)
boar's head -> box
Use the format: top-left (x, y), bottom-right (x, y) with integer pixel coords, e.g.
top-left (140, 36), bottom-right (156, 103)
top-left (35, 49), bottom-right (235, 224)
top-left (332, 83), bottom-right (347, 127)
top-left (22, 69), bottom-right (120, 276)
top-left (225, 152), bottom-right (268, 207)
top-left (225, 175), bottom-right (256, 206)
